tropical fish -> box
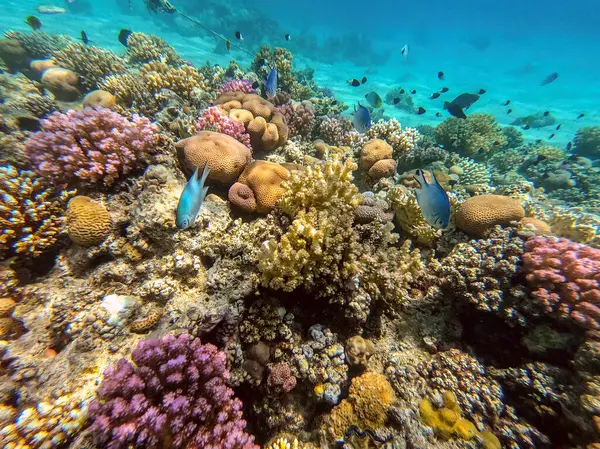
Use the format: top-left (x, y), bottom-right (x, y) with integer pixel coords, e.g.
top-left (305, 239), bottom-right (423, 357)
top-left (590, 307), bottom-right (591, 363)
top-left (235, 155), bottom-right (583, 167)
top-left (265, 66), bottom-right (277, 98)
top-left (438, 71), bottom-right (444, 80)
top-left (502, 100), bottom-right (511, 106)
top-left (392, 97), bottom-right (401, 105)
top-left (348, 78), bottom-right (361, 87)
top-left (443, 101), bottom-right (467, 119)
top-left (399, 88), bottom-right (405, 94)
top-left (577, 113), bottom-right (585, 119)
top-left (361, 76), bottom-right (367, 84)
top-left (507, 109), bottom-right (512, 114)
top-left (448, 93), bottom-right (480, 109)
top-left (435, 112), bottom-right (442, 117)
top-left (410, 89), bottom-right (417, 94)
top-left (430, 92), bottom-right (440, 99)
top-left (118, 29), bottom-right (132, 47)
top-left (176, 163), bottom-right (211, 230)
top-left (80, 30), bottom-right (89, 44)
top-left (352, 102), bottom-right (371, 133)
top-left (285, 33), bottom-right (291, 41)
top-left (401, 44), bottom-right (409, 61)
top-left (549, 133), bottom-right (555, 139)
top-left (25, 15), bottom-right (42, 30)
top-left (543, 111), bottom-right (550, 117)
top-left (478, 89), bottom-right (486, 94)
top-left (36, 5), bottom-right (66, 14)
top-left (235, 31), bottom-right (243, 40)
top-left (416, 106), bottom-right (426, 115)
top-left (540, 72), bottom-right (559, 86)
top-left (440, 87), bottom-right (449, 93)
top-left (413, 169), bottom-right (451, 229)
top-left (226, 40), bottom-right (231, 51)
top-left (556, 124), bottom-right (561, 130)
top-left (566, 141), bottom-right (572, 151)
top-left (365, 91), bottom-right (382, 108)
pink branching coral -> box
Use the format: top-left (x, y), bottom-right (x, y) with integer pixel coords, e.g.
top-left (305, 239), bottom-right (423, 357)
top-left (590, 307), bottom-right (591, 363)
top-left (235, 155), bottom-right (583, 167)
top-left (266, 363), bottom-right (297, 393)
top-left (196, 107), bottom-right (251, 148)
top-left (276, 102), bottom-right (315, 140)
top-left (522, 236), bottom-right (600, 329)
top-left (26, 107), bottom-right (159, 186)
top-left (216, 79), bottom-right (256, 96)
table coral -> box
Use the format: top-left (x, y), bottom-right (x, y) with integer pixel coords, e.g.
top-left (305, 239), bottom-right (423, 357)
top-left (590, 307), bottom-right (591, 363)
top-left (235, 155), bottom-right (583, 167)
top-left (0, 165), bottom-right (76, 259)
top-left (435, 113), bottom-right (505, 158)
top-left (196, 106), bottom-right (251, 148)
top-left (88, 333), bottom-right (259, 449)
top-left (229, 160), bottom-right (290, 213)
top-left (366, 119), bottom-right (419, 157)
top-left (26, 107), bottom-right (160, 186)
top-left (66, 196), bottom-right (112, 247)
top-left (522, 236), bottom-right (600, 330)
top-left (456, 194), bottom-right (524, 237)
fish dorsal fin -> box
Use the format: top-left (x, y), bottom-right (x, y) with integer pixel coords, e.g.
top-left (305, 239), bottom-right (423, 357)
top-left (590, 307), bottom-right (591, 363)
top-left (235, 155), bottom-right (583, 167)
top-left (414, 169), bottom-right (429, 188)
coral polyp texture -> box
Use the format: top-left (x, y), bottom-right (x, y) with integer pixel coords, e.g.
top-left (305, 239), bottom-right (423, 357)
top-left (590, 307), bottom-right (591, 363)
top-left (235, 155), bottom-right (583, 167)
top-left (26, 107), bottom-right (160, 186)
top-left (217, 79), bottom-right (257, 96)
top-left (522, 236), bottom-right (600, 329)
top-left (88, 333), bottom-right (258, 449)
top-left (196, 106), bottom-right (252, 148)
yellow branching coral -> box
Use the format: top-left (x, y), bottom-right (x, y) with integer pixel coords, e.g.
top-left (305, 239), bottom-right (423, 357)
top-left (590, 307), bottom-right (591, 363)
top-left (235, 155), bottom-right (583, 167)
top-left (53, 43), bottom-right (127, 91)
top-left (548, 207), bottom-right (600, 248)
top-left (124, 32), bottom-right (184, 66)
top-left (366, 119), bottom-right (419, 156)
top-left (435, 113), bottom-right (505, 158)
top-left (0, 165), bottom-right (76, 258)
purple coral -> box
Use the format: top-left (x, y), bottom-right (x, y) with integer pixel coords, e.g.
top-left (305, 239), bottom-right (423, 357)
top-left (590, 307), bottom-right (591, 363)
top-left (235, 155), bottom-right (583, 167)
top-left (522, 236), bottom-right (600, 329)
top-left (196, 106), bottom-right (251, 148)
top-left (26, 107), bottom-right (159, 186)
top-left (275, 102), bottom-right (315, 140)
top-left (217, 79), bottom-right (256, 96)
top-left (88, 334), bottom-right (258, 449)
top-left (266, 362), bottom-right (296, 393)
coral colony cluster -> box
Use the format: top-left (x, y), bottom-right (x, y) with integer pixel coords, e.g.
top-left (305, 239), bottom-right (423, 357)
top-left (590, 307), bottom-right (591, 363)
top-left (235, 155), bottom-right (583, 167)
top-left (0, 27), bottom-right (600, 449)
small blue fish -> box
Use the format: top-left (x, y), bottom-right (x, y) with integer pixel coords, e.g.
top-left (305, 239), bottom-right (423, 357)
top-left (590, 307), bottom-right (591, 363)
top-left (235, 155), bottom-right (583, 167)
top-left (265, 66), bottom-right (277, 98)
top-left (176, 163), bottom-right (211, 230)
top-left (352, 102), bottom-right (371, 133)
top-left (413, 169), bottom-right (450, 229)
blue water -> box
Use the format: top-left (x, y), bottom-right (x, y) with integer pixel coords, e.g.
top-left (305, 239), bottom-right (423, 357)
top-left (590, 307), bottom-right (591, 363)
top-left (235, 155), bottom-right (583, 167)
top-left (2, 0), bottom-right (599, 145)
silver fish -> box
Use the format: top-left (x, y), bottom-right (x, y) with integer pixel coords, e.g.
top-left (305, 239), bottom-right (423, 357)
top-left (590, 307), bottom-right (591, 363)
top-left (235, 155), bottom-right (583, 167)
top-left (413, 169), bottom-right (451, 229)
top-left (176, 163), bottom-right (211, 230)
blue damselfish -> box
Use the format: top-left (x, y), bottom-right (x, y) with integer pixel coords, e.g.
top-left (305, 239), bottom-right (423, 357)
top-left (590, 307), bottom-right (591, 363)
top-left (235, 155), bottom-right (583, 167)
top-left (413, 169), bottom-right (451, 229)
top-left (176, 163), bottom-right (211, 230)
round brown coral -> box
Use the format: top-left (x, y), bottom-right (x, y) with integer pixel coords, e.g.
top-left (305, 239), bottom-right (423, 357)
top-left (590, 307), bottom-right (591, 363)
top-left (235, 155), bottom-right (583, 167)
top-left (368, 159), bottom-right (397, 180)
top-left (0, 317), bottom-right (13, 339)
top-left (41, 67), bottom-right (80, 101)
top-left (456, 194), bottom-right (524, 237)
top-left (0, 297), bottom-right (16, 318)
top-left (67, 196), bottom-right (112, 247)
top-left (360, 139), bottom-right (393, 170)
top-left (230, 161), bottom-right (290, 213)
top-left (228, 182), bottom-right (257, 213)
top-left (130, 310), bottom-right (161, 333)
top-left (176, 131), bottom-right (252, 184)
top-left (83, 90), bottom-right (117, 109)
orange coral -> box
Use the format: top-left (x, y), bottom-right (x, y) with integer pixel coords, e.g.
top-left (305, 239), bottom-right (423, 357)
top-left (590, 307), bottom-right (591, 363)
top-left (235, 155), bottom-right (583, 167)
top-left (229, 161), bottom-right (290, 213)
top-left (368, 159), bottom-right (396, 180)
top-left (67, 196), bottom-right (112, 247)
top-left (456, 194), bottom-right (524, 237)
top-left (360, 139), bottom-right (393, 170)
top-left (83, 90), bottom-right (117, 109)
top-left (41, 67), bottom-right (80, 101)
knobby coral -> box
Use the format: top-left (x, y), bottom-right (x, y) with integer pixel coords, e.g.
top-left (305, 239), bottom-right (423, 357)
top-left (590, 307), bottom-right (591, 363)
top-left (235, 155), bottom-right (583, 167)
top-left (89, 333), bottom-right (259, 449)
top-left (217, 79), bottom-right (256, 96)
top-left (366, 119), bottom-right (419, 156)
top-left (196, 106), bottom-right (251, 148)
top-left (26, 107), bottom-right (160, 186)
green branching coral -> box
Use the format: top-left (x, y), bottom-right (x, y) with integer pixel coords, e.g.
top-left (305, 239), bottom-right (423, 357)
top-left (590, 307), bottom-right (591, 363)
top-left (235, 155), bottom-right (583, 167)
top-left (4, 30), bottom-right (72, 59)
top-left (0, 165), bottom-right (76, 258)
top-left (388, 186), bottom-right (440, 246)
top-left (54, 43), bottom-right (127, 92)
top-left (574, 126), bottom-right (600, 159)
top-left (252, 46), bottom-right (295, 92)
top-left (124, 32), bottom-right (184, 66)
top-left (435, 113), bottom-right (505, 158)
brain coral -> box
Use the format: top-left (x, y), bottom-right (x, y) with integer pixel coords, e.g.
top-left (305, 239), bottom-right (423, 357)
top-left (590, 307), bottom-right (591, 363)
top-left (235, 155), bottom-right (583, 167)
top-left (229, 160), bottom-right (290, 213)
top-left (176, 131), bottom-right (252, 184)
top-left (435, 114), bottom-right (505, 158)
top-left (369, 159), bottom-right (397, 180)
top-left (456, 194), bottom-right (524, 237)
top-left (67, 196), bottom-right (112, 246)
top-left (360, 139), bottom-right (393, 170)
top-left (40, 67), bottom-right (80, 101)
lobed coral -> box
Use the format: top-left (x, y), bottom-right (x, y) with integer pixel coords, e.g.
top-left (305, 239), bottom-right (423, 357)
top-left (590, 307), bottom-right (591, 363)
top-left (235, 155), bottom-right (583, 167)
top-left (89, 333), bottom-right (258, 449)
top-left (522, 236), bottom-right (600, 329)
top-left (456, 195), bottom-right (524, 237)
top-left (0, 165), bottom-right (76, 258)
top-left (124, 32), bottom-right (184, 66)
top-left (26, 107), bottom-right (160, 186)
top-left (435, 114), bottom-right (505, 158)
top-left (366, 119), bottom-right (419, 157)
top-left (196, 106), bottom-right (251, 148)
top-left (229, 161), bottom-right (290, 213)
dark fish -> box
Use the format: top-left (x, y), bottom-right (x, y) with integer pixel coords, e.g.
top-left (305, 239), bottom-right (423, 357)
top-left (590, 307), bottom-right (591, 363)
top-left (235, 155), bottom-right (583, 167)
top-left (567, 141), bottom-right (572, 151)
top-left (80, 30), bottom-right (89, 44)
top-left (502, 100), bottom-right (511, 106)
top-left (577, 113), bottom-right (585, 119)
top-left (549, 133), bottom-right (555, 139)
top-left (443, 101), bottom-right (467, 119)
top-left (540, 72), bottom-right (559, 86)
top-left (478, 89), bottom-right (486, 94)
top-left (507, 109), bottom-right (512, 114)
top-left (414, 169), bottom-right (451, 229)
top-left (430, 92), bottom-right (441, 99)
top-left (118, 29), bottom-right (132, 47)
top-left (361, 76), bottom-right (367, 84)
top-left (365, 91), bottom-right (382, 108)
top-left (535, 139), bottom-right (542, 144)
top-left (523, 125), bottom-right (530, 130)
top-left (348, 79), bottom-right (360, 87)
top-left (410, 89), bottom-right (416, 94)
top-left (448, 92), bottom-right (480, 109)
top-left (438, 71), bottom-right (444, 80)
top-left (285, 33), bottom-right (291, 41)
top-left (352, 102), bottom-right (371, 133)
top-left (493, 140), bottom-right (501, 146)
top-left (543, 111), bottom-right (550, 117)
top-left (399, 89), bottom-right (405, 94)
top-left (25, 15), bottom-right (42, 30)
top-left (392, 98), bottom-right (401, 105)
top-left (401, 44), bottom-right (409, 61)
top-left (226, 40), bottom-right (231, 51)
top-left (440, 87), bottom-right (449, 93)
top-left (435, 112), bottom-right (442, 117)
top-left (235, 31), bottom-right (243, 40)
top-left (556, 124), bottom-right (561, 130)
top-left (251, 81), bottom-right (260, 89)
top-left (416, 106), bottom-right (426, 115)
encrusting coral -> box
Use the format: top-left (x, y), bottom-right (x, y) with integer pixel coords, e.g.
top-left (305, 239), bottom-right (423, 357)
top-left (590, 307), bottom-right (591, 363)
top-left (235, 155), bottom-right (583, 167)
top-left (435, 113), bottom-right (505, 158)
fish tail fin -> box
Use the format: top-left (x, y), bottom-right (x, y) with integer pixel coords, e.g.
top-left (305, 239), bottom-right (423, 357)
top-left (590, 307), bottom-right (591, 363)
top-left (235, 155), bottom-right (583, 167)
top-left (198, 162), bottom-right (211, 183)
top-left (443, 101), bottom-right (450, 110)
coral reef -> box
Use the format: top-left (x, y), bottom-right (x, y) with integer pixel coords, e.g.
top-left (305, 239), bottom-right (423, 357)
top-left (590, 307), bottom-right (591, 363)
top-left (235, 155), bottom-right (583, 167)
top-left (124, 32), bottom-right (184, 66)
top-left (389, 185), bottom-right (440, 246)
top-left (229, 161), bottom-right (290, 213)
top-left (252, 46), bottom-right (295, 91)
top-left (574, 126), bottom-right (600, 159)
top-left (435, 114), bottom-right (505, 158)
top-left (275, 101), bottom-right (316, 140)
top-left (456, 195), bottom-right (525, 237)
top-left (66, 196), bottom-right (113, 247)
top-left (3, 30), bottom-right (72, 59)
top-left (196, 106), bottom-right (252, 148)
top-left (40, 67), bottom-right (80, 101)
top-left (366, 119), bottom-right (419, 157)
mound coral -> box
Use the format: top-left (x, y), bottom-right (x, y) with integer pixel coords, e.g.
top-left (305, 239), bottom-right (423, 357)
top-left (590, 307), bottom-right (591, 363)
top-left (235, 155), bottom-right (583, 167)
top-left (366, 119), bottom-right (419, 156)
top-left (26, 107), bottom-right (160, 186)
top-left (40, 67), bottom-right (80, 101)
top-left (196, 106), bottom-right (251, 148)
top-left (124, 32), bottom-right (184, 66)
top-left (53, 43), bottom-right (127, 92)
top-left (83, 90), bottom-right (117, 109)
top-left (267, 363), bottom-right (297, 393)
top-left (456, 194), bottom-right (524, 237)
top-left (66, 196), bottom-right (112, 246)
top-left (0, 165), bottom-right (76, 258)
top-left (0, 38), bottom-right (29, 72)
top-left (522, 236), bottom-right (600, 330)
top-left (89, 333), bottom-right (258, 449)
top-left (176, 131), bottom-right (252, 184)
top-left (229, 161), bottom-right (290, 213)
top-left (360, 139), bottom-right (393, 170)
top-left (574, 126), bottom-right (600, 159)
top-left (435, 114), bottom-right (505, 158)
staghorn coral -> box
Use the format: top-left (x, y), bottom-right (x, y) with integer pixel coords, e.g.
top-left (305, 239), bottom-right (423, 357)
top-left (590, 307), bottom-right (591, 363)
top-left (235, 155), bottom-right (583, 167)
top-left (0, 165), bottom-right (76, 259)
top-left (574, 126), bottom-right (600, 159)
top-left (456, 194), bottom-right (524, 237)
top-left (435, 113), bottom-right (505, 158)
top-left (196, 106), bottom-right (251, 148)
top-left (66, 196), bottom-right (113, 247)
top-left (3, 30), bottom-right (72, 59)
top-left (522, 236), bottom-right (600, 330)
top-left (89, 334), bottom-right (258, 449)
top-left (229, 161), bottom-right (290, 214)
top-left (26, 107), bottom-right (161, 186)
top-left (124, 32), bottom-right (184, 66)
top-left (53, 43), bottom-right (127, 92)
top-left (366, 119), bottom-right (419, 157)
top-left (388, 185), bottom-right (440, 246)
